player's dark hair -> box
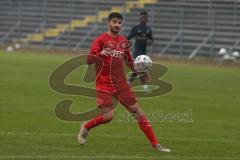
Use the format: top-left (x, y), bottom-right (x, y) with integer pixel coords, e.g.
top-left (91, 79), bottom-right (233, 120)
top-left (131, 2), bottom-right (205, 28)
top-left (140, 11), bottom-right (148, 15)
top-left (108, 12), bottom-right (123, 21)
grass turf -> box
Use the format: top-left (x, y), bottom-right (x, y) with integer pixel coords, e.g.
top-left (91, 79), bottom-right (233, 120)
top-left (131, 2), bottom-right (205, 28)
top-left (0, 50), bottom-right (240, 159)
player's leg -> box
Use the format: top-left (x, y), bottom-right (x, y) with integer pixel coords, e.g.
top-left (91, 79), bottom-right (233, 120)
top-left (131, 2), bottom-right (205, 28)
top-left (128, 72), bottom-right (150, 93)
top-left (118, 88), bottom-right (171, 152)
top-left (78, 91), bottom-right (114, 144)
top-left (140, 73), bottom-right (150, 93)
top-left (127, 53), bottom-right (138, 84)
top-left (83, 105), bottom-right (114, 130)
top-left (127, 72), bottom-right (138, 84)
top-left (125, 103), bottom-right (171, 152)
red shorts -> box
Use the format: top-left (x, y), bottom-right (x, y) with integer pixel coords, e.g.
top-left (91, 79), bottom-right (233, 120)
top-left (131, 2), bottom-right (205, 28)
top-left (96, 87), bottom-right (136, 109)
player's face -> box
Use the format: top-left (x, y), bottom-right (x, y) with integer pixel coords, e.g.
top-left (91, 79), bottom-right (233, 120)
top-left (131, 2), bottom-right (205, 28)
top-left (140, 15), bottom-right (148, 24)
top-left (109, 18), bottom-right (122, 34)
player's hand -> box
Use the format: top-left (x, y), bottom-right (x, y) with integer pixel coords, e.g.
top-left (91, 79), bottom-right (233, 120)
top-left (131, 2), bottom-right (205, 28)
top-left (100, 48), bottom-right (111, 56)
top-left (147, 39), bottom-right (153, 46)
top-left (138, 71), bottom-right (151, 82)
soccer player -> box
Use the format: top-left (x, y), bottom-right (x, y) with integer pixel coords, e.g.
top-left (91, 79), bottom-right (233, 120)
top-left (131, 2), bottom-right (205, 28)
top-left (127, 11), bottom-right (153, 93)
top-left (77, 12), bottom-right (170, 152)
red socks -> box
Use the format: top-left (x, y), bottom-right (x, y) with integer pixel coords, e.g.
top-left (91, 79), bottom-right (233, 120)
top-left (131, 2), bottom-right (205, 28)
top-left (84, 115), bottom-right (107, 130)
top-left (84, 114), bottom-right (159, 147)
top-left (137, 115), bottom-right (159, 147)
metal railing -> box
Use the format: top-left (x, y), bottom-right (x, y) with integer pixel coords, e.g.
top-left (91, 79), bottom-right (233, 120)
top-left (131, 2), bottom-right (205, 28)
top-left (0, 21), bottom-right (21, 43)
top-left (0, 0), bottom-right (239, 57)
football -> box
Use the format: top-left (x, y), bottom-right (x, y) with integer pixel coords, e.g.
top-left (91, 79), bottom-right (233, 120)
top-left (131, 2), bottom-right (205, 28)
top-left (134, 55), bottom-right (152, 72)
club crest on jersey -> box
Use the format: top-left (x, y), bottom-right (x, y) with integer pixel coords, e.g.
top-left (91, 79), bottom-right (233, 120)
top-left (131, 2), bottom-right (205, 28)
top-left (119, 40), bottom-right (132, 51)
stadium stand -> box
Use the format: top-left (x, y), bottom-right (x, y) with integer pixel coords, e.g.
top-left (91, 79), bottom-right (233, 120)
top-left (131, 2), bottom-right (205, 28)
top-left (0, 0), bottom-right (239, 57)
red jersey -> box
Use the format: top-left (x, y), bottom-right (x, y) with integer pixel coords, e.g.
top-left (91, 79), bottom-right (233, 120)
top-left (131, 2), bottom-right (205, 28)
top-left (87, 32), bottom-right (135, 92)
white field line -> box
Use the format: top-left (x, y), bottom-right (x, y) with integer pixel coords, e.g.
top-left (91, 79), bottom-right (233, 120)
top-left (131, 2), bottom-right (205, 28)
top-left (0, 155), bottom-right (239, 159)
top-left (0, 131), bottom-right (236, 143)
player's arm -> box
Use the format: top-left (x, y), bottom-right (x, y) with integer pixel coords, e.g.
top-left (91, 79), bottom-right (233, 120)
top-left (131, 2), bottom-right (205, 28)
top-left (147, 27), bottom-right (154, 46)
top-left (86, 38), bottom-right (103, 65)
top-left (124, 50), bottom-right (151, 82)
top-left (127, 26), bottom-right (136, 40)
top-left (124, 49), bottom-right (135, 72)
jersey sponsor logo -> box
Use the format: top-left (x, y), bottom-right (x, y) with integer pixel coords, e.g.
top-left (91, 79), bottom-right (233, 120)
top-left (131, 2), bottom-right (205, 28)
top-left (101, 48), bottom-right (124, 58)
top-left (101, 40), bottom-right (132, 58)
top-left (109, 50), bottom-right (124, 58)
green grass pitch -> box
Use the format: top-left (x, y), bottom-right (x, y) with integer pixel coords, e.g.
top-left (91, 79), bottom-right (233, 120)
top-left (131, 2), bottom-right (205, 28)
top-left (0, 50), bottom-right (240, 159)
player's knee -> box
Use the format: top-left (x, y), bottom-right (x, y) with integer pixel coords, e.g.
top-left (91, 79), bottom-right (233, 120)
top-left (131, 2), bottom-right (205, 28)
top-left (128, 103), bottom-right (138, 113)
top-left (128, 103), bottom-right (144, 116)
top-left (101, 107), bottom-right (114, 123)
top-left (103, 111), bottom-right (114, 122)
top-left (105, 116), bottom-right (114, 123)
